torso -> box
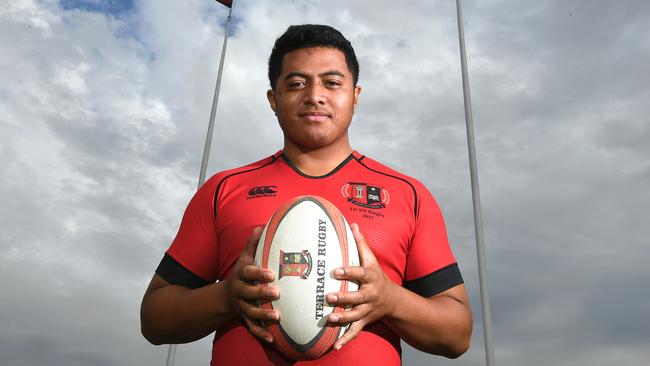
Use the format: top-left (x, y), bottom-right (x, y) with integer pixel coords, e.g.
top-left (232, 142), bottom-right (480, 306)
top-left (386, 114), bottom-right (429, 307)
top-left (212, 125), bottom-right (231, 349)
top-left (163, 151), bottom-right (459, 366)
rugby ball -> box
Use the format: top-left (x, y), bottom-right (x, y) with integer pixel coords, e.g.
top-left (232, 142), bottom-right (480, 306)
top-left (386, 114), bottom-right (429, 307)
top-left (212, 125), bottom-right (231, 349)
top-left (254, 195), bottom-right (359, 360)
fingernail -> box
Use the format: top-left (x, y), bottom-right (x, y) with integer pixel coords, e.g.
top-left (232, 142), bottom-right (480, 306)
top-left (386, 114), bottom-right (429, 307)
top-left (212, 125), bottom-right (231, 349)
top-left (332, 268), bottom-right (344, 278)
top-left (327, 294), bottom-right (337, 304)
top-left (265, 335), bottom-right (273, 343)
top-left (334, 342), bottom-right (343, 350)
top-left (267, 311), bottom-right (278, 320)
top-left (265, 271), bottom-right (274, 281)
top-left (329, 315), bottom-right (339, 323)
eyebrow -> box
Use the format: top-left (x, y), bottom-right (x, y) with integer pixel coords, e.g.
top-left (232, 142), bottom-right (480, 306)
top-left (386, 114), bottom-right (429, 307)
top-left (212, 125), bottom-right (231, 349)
top-left (283, 70), bottom-right (346, 81)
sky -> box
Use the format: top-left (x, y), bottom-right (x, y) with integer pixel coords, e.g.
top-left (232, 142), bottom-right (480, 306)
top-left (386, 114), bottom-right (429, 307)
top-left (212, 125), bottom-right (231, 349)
top-left (0, 0), bottom-right (648, 365)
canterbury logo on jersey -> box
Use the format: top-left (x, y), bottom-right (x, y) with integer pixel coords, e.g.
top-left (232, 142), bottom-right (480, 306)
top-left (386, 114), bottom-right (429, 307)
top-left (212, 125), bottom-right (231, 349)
top-left (248, 186), bottom-right (278, 198)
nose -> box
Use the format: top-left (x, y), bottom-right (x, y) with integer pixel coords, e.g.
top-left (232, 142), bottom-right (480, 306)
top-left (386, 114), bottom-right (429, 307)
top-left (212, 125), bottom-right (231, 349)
top-left (303, 83), bottom-right (325, 106)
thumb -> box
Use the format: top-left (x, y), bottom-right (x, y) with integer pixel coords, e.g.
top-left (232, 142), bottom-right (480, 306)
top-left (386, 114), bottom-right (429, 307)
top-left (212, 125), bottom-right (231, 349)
top-left (244, 226), bottom-right (263, 259)
top-left (350, 223), bottom-right (376, 266)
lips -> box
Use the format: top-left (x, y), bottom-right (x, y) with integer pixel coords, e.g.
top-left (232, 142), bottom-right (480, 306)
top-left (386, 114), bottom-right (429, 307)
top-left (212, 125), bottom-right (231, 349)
top-left (300, 111), bottom-right (330, 117)
top-left (299, 110), bottom-right (331, 122)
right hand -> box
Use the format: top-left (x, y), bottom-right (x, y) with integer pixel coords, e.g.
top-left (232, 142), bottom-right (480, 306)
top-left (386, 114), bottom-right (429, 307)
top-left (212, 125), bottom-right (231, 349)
top-left (225, 226), bottom-right (280, 343)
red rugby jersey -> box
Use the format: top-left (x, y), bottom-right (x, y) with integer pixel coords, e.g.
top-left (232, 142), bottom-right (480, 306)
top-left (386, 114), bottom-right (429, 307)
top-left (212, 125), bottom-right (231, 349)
top-left (156, 151), bottom-right (463, 366)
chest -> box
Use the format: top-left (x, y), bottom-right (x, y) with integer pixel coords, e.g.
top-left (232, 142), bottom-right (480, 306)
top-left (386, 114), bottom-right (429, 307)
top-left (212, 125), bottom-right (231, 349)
top-left (214, 172), bottom-right (415, 283)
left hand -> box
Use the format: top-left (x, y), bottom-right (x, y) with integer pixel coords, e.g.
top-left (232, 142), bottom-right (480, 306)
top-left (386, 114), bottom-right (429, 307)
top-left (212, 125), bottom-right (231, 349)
top-left (326, 223), bottom-right (399, 350)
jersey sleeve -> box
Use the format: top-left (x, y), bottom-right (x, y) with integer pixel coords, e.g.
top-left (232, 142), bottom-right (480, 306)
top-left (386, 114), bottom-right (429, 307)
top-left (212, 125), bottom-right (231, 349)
top-left (403, 184), bottom-right (463, 298)
top-left (155, 177), bottom-right (220, 288)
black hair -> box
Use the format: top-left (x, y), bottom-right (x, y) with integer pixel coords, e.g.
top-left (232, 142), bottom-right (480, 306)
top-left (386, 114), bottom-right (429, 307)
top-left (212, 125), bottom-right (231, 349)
top-left (268, 24), bottom-right (359, 90)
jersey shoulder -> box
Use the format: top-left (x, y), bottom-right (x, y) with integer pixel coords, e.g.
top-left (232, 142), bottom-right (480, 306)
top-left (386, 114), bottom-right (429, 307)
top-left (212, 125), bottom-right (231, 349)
top-left (354, 154), bottom-right (429, 193)
top-left (201, 152), bottom-right (281, 191)
top-left (354, 154), bottom-right (439, 219)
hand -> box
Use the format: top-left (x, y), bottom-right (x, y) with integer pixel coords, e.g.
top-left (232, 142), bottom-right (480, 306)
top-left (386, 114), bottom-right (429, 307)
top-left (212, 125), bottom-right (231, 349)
top-left (326, 223), bottom-right (399, 350)
top-left (225, 227), bottom-right (280, 343)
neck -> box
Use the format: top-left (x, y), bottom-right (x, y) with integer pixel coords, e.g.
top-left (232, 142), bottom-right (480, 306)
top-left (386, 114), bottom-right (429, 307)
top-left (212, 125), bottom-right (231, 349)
top-left (282, 140), bottom-right (353, 177)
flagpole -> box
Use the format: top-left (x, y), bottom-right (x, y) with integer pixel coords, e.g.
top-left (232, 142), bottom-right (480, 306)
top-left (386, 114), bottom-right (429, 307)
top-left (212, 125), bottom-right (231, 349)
top-left (454, 1), bottom-right (496, 365)
top-left (164, 344), bottom-right (176, 366)
top-left (164, 4), bottom-right (233, 366)
top-left (198, 4), bottom-right (233, 188)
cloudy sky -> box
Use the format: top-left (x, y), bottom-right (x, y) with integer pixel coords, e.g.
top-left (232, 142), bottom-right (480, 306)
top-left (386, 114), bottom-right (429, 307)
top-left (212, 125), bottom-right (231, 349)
top-left (1, 0), bottom-right (648, 365)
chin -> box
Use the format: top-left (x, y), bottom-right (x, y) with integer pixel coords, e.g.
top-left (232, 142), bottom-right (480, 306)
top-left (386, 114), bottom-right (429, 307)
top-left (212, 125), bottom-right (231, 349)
top-left (297, 139), bottom-right (333, 149)
top-left (290, 132), bottom-right (336, 149)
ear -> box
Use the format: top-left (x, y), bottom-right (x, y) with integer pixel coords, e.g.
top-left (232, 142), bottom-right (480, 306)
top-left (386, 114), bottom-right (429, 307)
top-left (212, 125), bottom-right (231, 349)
top-left (353, 85), bottom-right (362, 109)
top-left (266, 89), bottom-right (277, 114)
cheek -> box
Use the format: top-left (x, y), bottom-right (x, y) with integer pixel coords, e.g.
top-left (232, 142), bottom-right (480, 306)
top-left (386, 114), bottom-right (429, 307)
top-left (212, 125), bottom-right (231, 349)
top-left (333, 98), bottom-right (355, 119)
top-left (277, 97), bottom-right (299, 114)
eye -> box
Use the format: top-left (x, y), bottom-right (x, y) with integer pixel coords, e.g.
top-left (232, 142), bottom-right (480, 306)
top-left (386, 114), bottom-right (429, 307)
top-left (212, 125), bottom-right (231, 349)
top-left (287, 80), bottom-right (306, 89)
top-left (324, 79), bottom-right (342, 88)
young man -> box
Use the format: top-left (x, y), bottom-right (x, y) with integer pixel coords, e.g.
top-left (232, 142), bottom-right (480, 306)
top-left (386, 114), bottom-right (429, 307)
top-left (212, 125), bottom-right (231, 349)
top-left (141, 24), bottom-right (472, 365)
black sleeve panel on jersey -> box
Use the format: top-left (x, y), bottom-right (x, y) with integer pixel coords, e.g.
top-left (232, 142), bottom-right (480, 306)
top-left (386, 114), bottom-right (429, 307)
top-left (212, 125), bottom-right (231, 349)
top-left (156, 253), bottom-right (210, 289)
top-left (403, 263), bottom-right (464, 298)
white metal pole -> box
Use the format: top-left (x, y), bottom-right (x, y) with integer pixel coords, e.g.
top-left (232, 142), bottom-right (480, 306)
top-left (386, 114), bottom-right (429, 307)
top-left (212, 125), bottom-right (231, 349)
top-left (198, 5), bottom-right (233, 188)
top-left (164, 5), bottom-right (233, 366)
top-left (164, 344), bottom-right (176, 366)
top-left (454, 0), bottom-right (496, 365)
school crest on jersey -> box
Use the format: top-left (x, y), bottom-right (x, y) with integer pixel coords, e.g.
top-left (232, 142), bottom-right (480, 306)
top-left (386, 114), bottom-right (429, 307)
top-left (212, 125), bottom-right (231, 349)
top-left (279, 250), bottom-right (312, 279)
top-left (340, 183), bottom-right (390, 209)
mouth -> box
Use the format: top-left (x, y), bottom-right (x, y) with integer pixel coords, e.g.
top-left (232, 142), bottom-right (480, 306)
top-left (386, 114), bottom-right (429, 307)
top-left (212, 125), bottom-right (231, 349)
top-left (299, 111), bottom-right (331, 122)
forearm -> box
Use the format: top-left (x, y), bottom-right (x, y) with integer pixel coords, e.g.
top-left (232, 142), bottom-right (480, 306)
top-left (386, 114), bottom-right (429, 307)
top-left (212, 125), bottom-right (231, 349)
top-left (140, 279), bottom-right (236, 345)
top-left (383, 285), bottom-right (472, 358)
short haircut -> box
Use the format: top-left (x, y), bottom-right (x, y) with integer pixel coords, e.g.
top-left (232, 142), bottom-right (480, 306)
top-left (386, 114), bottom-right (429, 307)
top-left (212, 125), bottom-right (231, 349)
top-left (268, 24), bottom-right (360, 90)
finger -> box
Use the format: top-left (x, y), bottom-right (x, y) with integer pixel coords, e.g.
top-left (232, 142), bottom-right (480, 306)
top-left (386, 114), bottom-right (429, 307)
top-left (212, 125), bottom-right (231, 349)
top-left (239, 300), bottom-right (281, 321)
top-left (243, 317), bottom-right (275, 343)
top-left (241, 264), bottom-right (275, 282)
top-left (326, 290), bottom-right (367, 307)
top-left (334, 319), bottom-right (366, 350)
top-left (350, 223), bottom-right (377, 266)
top-left (327, 304), bottom-right (369, 325)
top-left (331, 266), bottom-right (367, 282)
top-left (237, 283), bottom-right (280, 301)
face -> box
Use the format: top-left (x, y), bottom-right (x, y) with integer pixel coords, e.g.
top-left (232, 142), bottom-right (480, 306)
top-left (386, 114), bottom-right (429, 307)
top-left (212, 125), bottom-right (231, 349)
top-left (267, 47), bottom-right (361, 150)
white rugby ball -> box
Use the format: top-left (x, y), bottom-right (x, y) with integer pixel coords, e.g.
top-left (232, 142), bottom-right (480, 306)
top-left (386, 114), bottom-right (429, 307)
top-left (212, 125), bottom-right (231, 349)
top-left (254, 195), bottom-right (359, 360)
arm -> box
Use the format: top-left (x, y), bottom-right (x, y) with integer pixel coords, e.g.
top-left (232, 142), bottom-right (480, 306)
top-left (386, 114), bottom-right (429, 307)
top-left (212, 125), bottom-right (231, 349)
top-left (140, 227), bottom-right (281, 345)
top-left (140, 274), bottom-right (234, 345)
top-left (383, 284), bottom-right (472, 357)
top-left (326, 223), bottom-right (472, 358)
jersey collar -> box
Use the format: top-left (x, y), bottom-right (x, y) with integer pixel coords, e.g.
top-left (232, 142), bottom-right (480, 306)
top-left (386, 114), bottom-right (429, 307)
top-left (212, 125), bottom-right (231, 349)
top-left (275, 150), bottom-right (362, 179)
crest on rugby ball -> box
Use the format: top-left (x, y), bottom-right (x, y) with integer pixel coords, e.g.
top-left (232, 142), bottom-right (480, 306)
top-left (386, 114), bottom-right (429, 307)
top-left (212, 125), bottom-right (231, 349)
top-left (279, 250), bottom-right (312, 279)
